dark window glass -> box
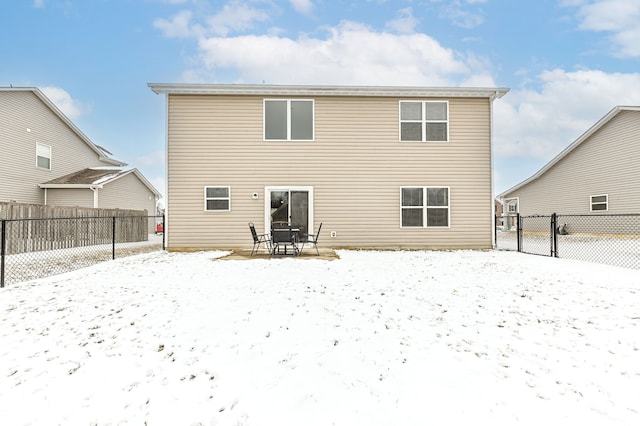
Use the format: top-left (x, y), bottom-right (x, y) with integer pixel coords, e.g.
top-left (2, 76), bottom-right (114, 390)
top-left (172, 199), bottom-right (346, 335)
top-left (402, 209), bottom-right (423, 227)
top-left (206, 199), bottom-right (229, 211)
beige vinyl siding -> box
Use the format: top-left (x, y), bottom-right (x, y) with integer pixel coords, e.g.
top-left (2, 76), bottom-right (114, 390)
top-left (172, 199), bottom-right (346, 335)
top-left (99, 173), bottom-right (156, 233)
top-left (46, 188), bottom-right (94, 208)
top-left (166, 94), bottom-right (493, 250)
top-left (98, 173), bottom-right (155, 213)
top-left (0, 91), bottom-right (116, 204)
top-left (506, 110), bottom-right (640, 215)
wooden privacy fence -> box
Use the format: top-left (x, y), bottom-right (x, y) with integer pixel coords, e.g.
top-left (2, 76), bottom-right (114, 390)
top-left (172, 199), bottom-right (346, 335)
top-left (0, 202), bottom-right (151, 255)
top-left (0, 202), bottom-right (148, 221)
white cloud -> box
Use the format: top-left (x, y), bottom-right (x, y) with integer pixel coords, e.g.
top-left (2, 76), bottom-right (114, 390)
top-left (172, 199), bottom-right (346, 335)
top-left (33, 0), bottom-right (44, 8)
top-left (385, 7), bottom-right (419, 34)
top-left (290, 0), bottom-right (313, 15)
top-left (494, 69), bottom-right (640, 160)
top-left (438, 0), bottom-right (485, 29)
top-left (193, 21), bottom-right (494, 86)
top-left (571, 0), bottom-right (640, 57)
top-left (154, 10), bottom-right (203, 38)
top-left (39, 86), bottom-right (89, 120)
top-left (154, 2), bottom-right (271, 38)
top-left (206, 1), bottom-right (270, 36)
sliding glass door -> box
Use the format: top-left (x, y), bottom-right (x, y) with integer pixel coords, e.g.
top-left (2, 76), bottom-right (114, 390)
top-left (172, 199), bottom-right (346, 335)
top-left (265, 186), bottom-right (313, 236)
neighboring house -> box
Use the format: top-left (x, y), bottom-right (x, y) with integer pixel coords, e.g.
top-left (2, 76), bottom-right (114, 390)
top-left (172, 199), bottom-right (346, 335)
top-left (39, 168), bottom-right (160, 213)
top-left (149, 83), bottom-right (508, 250)
top-left (498, 106), bottom-right (640, 216)
top-left (494, 199), bottom-right (504, 228)
top-left (0, 87), bottom-right (161, 217)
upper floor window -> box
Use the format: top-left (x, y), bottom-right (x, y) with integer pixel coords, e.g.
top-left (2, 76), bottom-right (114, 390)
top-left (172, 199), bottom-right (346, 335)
top-left (401, 186), bottom-right (450, 228)
top-left (400, 101), bottom-right (448, 142)
top-left (590, 194), bottom-right (608, 211)
top-left (36, 143), bottom-right (51, 170)
top-left (204, 186), bottom-right (230, 211)
top-left (264, 99), bottom-right (314, 141)
top-left (505, 198), bottom-right (519, 214)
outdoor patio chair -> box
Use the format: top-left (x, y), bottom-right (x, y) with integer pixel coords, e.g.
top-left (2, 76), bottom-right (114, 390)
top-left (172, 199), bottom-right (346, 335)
top-left (249, 222), bottom-right (271, 256)
top-left (301, 222), bottom-right (322, 255)
top-left (270, 222), bottom-right (300, 256)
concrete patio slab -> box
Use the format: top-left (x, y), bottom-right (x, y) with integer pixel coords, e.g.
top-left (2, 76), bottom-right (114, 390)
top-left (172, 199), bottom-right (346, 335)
top-left (217, 247), bottom-right (339, 260)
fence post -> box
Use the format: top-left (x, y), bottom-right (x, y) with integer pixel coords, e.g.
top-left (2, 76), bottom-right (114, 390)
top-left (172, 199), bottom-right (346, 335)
top-left (162, 214), bottom-right (165, 251)
top-left (516, 213), bottom-right (521, 252)
top-left (551, 213), bottom-right (558, 258)
top-left (112, 216), bottom-right (116, 260)
top-left (1, 220), bottom-right (5, 288)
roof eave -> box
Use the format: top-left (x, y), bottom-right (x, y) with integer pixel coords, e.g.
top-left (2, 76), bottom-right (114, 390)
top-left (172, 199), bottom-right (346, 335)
top-left (39, 183), bottom-right (103, 189)
top-left (148, 83), bottom-right (509, 99)
top-left (498, 106), bottom-right (640, 199)
top-left (98, 169), bottom-right (162, 198)
top-left (1, 87), bottom-right (128, 167)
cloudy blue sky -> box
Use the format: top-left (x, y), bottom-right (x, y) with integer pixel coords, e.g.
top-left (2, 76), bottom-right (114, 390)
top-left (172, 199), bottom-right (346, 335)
top-left (2, 0), bottom-right (640, 200)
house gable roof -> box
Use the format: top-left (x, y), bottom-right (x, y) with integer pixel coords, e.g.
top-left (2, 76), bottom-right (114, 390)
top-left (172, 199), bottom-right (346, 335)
top-left (39, 168), bottom-right (161, 198)
top-left (498, 106), bottom-right (640, 199)
top-left (0, 87), bottom-right (127, 167)
top-left (148, 83), bottom-right (509, 100)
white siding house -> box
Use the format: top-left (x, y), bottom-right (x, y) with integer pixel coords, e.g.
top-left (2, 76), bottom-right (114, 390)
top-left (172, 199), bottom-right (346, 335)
top-left (499, 106), bottom-right (640, 216)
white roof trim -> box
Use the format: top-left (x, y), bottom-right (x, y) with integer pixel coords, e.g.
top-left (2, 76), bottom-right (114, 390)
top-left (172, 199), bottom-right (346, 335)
top-left (0, 87), bottom-right (127, 167)
top-left (39, 168), bottom-right (162, 198)
top-left (148, 83), bottom-right (509, 99)
top-left (97, 168), bottom-right (162, 198)
top-left (498, 106), bottom-right (640, 199)
top-left (39, 184), bottom-right (102, 189)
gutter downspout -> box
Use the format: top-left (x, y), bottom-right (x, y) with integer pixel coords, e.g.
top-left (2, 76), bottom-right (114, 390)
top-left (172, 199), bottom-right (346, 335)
top-left (90, 186), bottom-right (99, 208)
top-left (43, 188), bottom-right (48, 205)
top-left (489, 90), bottom-right (499, 249)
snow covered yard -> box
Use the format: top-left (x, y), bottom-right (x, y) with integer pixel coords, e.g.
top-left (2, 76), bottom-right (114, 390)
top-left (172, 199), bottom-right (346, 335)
top-left (1, 250), bottom-right (639, 425)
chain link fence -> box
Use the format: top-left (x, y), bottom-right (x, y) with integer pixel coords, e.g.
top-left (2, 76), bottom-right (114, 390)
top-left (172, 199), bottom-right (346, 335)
top-left (496, 213), bottom-right (640, 269)
top-left (1, 215), bottom-right (164, 287)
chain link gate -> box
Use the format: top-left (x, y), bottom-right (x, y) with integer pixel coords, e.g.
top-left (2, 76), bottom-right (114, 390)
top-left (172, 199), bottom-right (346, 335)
top-left (518, 214), bottom-right (554, 257)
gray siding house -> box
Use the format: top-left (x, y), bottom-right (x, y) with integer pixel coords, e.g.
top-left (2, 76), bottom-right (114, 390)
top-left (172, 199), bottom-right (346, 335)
top-left (150, 83), bottom-right (508, 251)
top-left (0, 87), bottom-right (160, 215)
top-left (40, 168), bottom-right (160, 214)
top-left (498, 106), bottom-right (640, 216)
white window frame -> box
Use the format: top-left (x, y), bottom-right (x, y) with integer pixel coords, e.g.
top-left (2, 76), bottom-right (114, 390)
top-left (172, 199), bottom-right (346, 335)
top-left (36, 143), bottom-right (52, 170)
top-left (263, 99), bottom-right (315, 141)
top-left (264, 185), bottom-right (314, 234)
top-left (590, 194), bottom-right (608, 212)
top-left (204, 186), bottom-right (231, 212)
top-left (399, 100), bottom-right (449, 142)
top-left (505, 197), bottom-right (519, 214)
top-left (400, 186), bottom-right (451, 228)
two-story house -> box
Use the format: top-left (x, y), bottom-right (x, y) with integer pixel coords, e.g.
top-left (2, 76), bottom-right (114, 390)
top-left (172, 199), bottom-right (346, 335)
top-left (0, 87), bottom-right (161, 215)
top-left (149, 83), bottom-right (508, 250)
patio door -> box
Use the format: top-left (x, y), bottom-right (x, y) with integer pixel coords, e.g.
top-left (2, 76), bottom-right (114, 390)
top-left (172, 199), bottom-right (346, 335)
top-left (265, 186), bottom-right (313, 236)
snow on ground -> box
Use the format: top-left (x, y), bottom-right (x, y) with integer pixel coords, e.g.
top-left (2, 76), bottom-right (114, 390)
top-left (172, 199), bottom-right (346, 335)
top-left (496, 231), bottom-right (640, 269)
top-left (0, 249), bottom-right (639, 425)
top-left (3, 234), bottom-right (163, 285)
